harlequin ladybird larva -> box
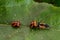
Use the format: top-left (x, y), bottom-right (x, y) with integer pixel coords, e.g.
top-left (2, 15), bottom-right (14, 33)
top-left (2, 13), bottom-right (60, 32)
top-left (30, 20), bottom-right (37, 28)
top-left (38, 22), bottom-right (49, 29)
top-left (11, 21), bottom-right (21, 28)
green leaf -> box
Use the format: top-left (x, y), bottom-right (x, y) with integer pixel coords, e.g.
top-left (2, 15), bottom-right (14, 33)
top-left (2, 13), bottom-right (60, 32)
top-left (0, 0), bottom-right (60, 40)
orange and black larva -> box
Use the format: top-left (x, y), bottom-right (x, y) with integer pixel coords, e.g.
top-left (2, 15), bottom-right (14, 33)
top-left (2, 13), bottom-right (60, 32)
top-left (30, 21), bottom-right (37, 28)
top-left (11, 21), bottom-right (21, 28)
top-left (30, 21), bottom-right (49, 29)
top-left (37, 22), bottom-right (49, 29)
